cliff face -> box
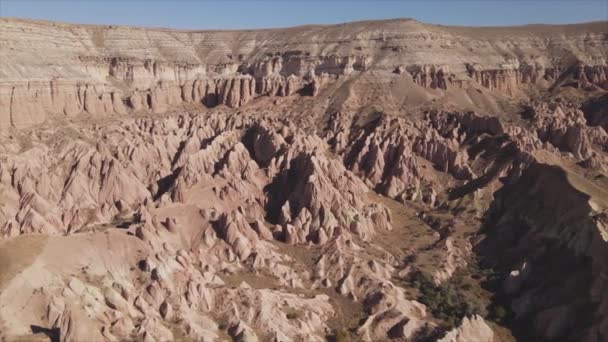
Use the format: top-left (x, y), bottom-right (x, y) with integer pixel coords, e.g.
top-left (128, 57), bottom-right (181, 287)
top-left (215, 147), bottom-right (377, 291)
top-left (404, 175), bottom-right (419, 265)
top-left (478, 163), bottom-right (608, 340)
top-left (0, 18), bottom-right (607, 129)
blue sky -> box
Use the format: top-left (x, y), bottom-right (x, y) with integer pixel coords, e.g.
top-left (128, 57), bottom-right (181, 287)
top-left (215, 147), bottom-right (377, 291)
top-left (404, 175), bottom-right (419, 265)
top-left (1, 0), bottom-right (606, 29)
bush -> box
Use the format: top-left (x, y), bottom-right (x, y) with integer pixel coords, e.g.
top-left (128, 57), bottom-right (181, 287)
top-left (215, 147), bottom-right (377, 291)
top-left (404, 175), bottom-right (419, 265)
top-left (461, 282), bottom-right (473, 291)
top-left (490, 304), bottom-right (508, 322)
top-left (334, 329), bottom-right (350, 342)
top-left (412, 272), bottom-right (483, 328)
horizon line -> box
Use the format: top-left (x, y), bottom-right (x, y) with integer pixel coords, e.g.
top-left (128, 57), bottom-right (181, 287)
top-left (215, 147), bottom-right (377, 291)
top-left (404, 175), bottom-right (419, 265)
top-left (2, 16), bottom-right (607, 32)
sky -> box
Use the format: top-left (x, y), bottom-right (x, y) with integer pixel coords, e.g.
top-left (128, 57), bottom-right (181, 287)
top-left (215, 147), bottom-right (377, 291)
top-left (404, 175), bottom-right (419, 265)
top-left (0, 0), bottom-right (607, 30)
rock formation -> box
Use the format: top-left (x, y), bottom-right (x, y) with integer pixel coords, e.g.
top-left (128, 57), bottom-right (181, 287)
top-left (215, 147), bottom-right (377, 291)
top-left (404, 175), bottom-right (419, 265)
top-left (1, 18), bottom-right (607, 129)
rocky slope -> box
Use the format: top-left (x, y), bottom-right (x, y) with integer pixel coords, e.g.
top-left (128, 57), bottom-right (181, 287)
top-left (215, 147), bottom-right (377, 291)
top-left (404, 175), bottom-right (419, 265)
top-left (0, 17), bottom-right (607, 342)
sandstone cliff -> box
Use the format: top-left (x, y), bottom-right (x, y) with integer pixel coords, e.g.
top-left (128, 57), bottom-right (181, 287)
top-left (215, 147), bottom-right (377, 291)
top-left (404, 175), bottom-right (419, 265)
top-left (1, 18), bottom-right (607, 129)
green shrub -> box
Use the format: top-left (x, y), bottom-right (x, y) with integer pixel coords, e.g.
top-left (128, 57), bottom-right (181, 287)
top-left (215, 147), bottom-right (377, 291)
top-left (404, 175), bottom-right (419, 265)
top-left (461, 282), bottom-right (473, 291)
top-left (490, 304), bottom-right (508, 322)
top-left (412, 272), bottom-right (483, 328)
top-left (334, 329), bottom-right (350, 342)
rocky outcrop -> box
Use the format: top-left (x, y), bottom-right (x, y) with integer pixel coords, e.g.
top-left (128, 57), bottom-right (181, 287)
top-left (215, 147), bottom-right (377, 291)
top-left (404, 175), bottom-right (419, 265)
top-left (525, 102), bottom-right (608, 160)
top-left (1, 18), bottom-right (607, 129)
top-left (0, 112), bottom-right (399, 341)
top-left (0, 113), bottom-right (393, 245)
top-left (408, 64), bottom-right (455, 90)
top-left (438, 315), bottom-right (494, 342)
top-left (465, 62), bottom-right (608, 94)
top-left (312, 236), bottom-right (433, 340)
top-left (406, 61), bottom-right (608, 93)
top-left (338, 111), bottom-right (502, 204)
top-left (466, 62), bottom-right (546, 94)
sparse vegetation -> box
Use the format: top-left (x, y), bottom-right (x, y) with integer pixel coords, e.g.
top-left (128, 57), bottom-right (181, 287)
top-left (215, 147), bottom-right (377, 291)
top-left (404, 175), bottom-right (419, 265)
top-left (332, 329), bottom-right (350, 342)
top-left (412, 272), bottom-right (485, 328)
top-left (285, 309), bottom-right (301, 320)
top-left (489, 304), bottom-right (508, 322)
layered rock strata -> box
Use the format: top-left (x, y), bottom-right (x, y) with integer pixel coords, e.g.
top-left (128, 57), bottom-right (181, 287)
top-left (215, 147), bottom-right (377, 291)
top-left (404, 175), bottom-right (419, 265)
top-left (1, 18), bottom-right (607, 129)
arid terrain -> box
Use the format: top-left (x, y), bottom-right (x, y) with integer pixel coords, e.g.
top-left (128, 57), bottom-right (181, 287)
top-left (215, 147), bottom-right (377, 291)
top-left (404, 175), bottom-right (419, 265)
top-left (0, 17), bottom-right (607, 341)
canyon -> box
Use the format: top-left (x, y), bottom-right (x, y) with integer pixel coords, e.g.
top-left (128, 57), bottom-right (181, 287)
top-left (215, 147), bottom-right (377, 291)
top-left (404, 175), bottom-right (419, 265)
top-left (0, 17), bottom-right (607, 342)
